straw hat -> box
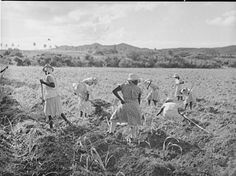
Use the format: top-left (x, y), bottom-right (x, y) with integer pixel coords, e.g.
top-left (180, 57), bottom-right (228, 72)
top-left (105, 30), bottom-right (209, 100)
top-left (127, 73), bottom-right (140, 81)
top-left (165, 97), bottom-right (174, 103)
top-left (144, 79), bottom-right (152, 84)
top-left (173, 73), bottom-right (180, 78)
top-left (42, 64), bottom-right (54, 73)
top-left (82, 77), bottom-right (97, 85)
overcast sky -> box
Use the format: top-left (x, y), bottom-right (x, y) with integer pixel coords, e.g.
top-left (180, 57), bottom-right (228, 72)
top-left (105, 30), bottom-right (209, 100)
top-left (1, 2), bottom-right (236, 50)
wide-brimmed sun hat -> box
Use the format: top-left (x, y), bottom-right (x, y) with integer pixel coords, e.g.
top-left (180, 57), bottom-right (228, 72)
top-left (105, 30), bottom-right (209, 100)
top-left (173, 73), bottom-right (180, 78)
top-left (82, 77), bottom-right (98, 85)
top-left (165, 97), bottom-right (174, 103)
top-left (42, 64), bottom-right (54, 73)
top-left (144, 79), bottom-right (152, 84)
top-left (127, 73), bottom-right (140, 81)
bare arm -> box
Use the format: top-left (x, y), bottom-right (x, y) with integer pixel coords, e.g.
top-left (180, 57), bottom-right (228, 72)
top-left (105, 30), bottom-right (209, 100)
top-left (112, 86), bottom-right (125, 104)
top-left (40, 75), bottom-right (55, 88)
top-left (86, 91), bottom-right (89, 101)
top-left (138, 93), bottom-right (141, 104)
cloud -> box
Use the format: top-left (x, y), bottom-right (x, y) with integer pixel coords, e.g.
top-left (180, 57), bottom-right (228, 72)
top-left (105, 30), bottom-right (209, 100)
top-left (134, 2), bottom-right (159, 11)
top-left (206, 10), bottom-right (236, 26)
top-left (101, 27), bottom-right (126, 44)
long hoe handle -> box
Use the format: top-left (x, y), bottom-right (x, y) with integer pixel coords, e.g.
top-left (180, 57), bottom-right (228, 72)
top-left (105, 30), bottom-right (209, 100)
top-left (180, 113), bottom-right (211, 134)
top-left (61, 115), bottom-right (73, 126)
top-left (41, 83), bottom-right (44, 104)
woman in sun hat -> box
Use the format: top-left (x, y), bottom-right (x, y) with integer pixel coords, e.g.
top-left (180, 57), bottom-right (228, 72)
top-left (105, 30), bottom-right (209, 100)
top-left (108, 73), bottom-right (142, 140)
top-left (144, 79), bottom-right (160, 106)
top-left (180, 88), bottom-right (196, 110)
top-left (40, 64), bottom-right (71, 129)
top-left (73, 77), bottom-right (97, 118)
top-left (173, 73), bottom-right (184, 101)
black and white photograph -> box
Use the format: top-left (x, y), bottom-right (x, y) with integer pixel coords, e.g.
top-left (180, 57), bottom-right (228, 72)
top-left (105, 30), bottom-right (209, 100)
top-left (1, 1), bottom-right (236, 176)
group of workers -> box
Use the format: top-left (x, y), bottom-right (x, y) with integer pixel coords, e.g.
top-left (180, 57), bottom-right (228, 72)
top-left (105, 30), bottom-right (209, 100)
top-left (39, 64), bottom-right (196, 142)
top-left (1, 63), bottom-right (196, 141)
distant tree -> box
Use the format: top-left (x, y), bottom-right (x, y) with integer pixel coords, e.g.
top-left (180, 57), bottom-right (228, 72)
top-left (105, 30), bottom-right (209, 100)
top-left (168, 50), bottom-right (173, 56)
top-left (64, 59), bottom-right (74, 66)
top-left (23, 58), bottom-right (31, 66)
top-left (127, 51), bottom-right (140, 61)
top-left (14, 57), bottom-right (23, 66)
top-left (118, 58), bottom-right (134, 67)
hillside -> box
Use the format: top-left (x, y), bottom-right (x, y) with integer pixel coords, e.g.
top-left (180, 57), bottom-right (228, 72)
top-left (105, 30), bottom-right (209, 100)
top-left (51, 43), bottom-right (150, 53)
top-left (1, 43), bottom-right (236, 68)
top-left (49, 43), bottom-right (236, 56)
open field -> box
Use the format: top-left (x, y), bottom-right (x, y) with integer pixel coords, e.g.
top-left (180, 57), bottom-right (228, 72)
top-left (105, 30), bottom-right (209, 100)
top-left (1, 66), bottom-right (236, 176)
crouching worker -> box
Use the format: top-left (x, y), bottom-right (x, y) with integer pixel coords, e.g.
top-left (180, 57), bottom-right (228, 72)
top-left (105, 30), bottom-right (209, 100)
top-left (144, 79), bottom-right (160, 106)
top-left (108, 73), bottom-right (142, 141)
top-left (180, 88), bottom-right (196, 110)
top-left (156, 98), bottom-right (182, 124)
top-left (72, 77), bottom-right (97, 118)
top-left (40, 64), bottom-right (72, 129)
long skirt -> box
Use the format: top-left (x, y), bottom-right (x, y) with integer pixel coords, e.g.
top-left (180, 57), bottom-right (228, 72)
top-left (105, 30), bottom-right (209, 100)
top-left (44, 96), bottom-right (63, 116)
top-left (175, 86), bottom-right (182, 97)
top-left (78, 97), bottom-right (92, 114)
top-left (146, 89), bottom-right (159, 101)
top-left (111, 101), bottom-right (142, 126)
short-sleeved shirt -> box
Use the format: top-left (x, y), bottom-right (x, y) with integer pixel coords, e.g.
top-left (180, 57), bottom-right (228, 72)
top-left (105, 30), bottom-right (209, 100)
top-left (120, 81), bottom-right (142, 103)
top-left (74, 82), bottom-right (89, 100)
top-left (45, 74), bottom-right (59, 99)
top-left (149, 82), bottom-right (159, 90)
top-left (162, 102), bottom-right (180, 117)
top-left (175, 78), bottom-right (184, 96)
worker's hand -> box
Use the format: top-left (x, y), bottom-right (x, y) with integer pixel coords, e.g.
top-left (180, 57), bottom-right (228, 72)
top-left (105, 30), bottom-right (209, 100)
top-left (40, 79), bottom-right (44, 84)
top-left (41, 98), bottom-right (45, 104)
top-left (120, 100), bottom-right (125, 104)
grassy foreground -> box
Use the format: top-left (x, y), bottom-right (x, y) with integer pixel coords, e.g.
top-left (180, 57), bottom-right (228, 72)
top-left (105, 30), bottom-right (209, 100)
top-left (0, 66), bottom-right (236, 176)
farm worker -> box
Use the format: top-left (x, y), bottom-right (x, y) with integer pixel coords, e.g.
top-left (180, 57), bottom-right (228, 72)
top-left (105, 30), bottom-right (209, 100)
top-left (144, 79), bottom-right (160, 106)
top-left (108, 73), bottom-right (142, 140)
top-left (180, 88), bottom-right (196, 110)
top-left (40, 64), bottom-right (72, 129)
top-left (72, 77), bottom-right (97, 118)
top-left (173, 73), bottom-right (184, 101)
top-left (156, 97), bottom-right (182, 124)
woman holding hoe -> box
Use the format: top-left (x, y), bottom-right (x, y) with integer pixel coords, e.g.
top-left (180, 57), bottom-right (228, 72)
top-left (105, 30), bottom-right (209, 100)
top-left (40, 64), bottom-right (72, 129)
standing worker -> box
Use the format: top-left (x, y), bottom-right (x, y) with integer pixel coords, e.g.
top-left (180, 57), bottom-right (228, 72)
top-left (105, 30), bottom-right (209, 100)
top-left (144, 79), bottom-right (160, 106)
top-left (181, 88), bottom-right (196, 110)
top-left (173, 73), bottom-right (184, 101)
top-left (108, 73), bottom-right (142, 141)
top-left (40, 64), bottom-right (72, 129)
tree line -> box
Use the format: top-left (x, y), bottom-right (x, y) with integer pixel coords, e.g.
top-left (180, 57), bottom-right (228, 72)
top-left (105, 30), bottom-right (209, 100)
top-left (1, 48), bottom-right (236, 68)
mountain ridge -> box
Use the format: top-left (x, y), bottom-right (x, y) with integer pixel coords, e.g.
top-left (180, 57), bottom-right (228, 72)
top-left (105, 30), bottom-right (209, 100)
top-left (51, 42), bottom-right (236, 55)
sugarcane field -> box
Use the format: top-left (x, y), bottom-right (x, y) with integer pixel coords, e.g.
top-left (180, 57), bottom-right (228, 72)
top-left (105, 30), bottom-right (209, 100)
top-left (1, 65), bottom-right (235, 176)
